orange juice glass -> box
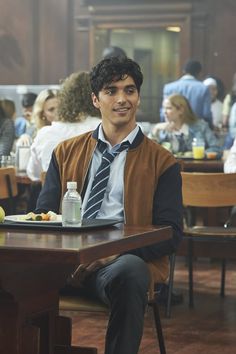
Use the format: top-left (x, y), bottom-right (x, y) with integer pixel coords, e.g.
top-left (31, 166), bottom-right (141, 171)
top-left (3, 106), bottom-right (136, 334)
top-left (192, 138), bottom-right (205, 159)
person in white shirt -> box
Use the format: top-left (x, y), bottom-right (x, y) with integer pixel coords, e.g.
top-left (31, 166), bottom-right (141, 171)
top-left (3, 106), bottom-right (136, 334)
top-left (224, 135), bottom-right (236, 173)
top-left (26, 72), bottom-right (101, 181)
top-left (203, 77), bottom-right (223, 129)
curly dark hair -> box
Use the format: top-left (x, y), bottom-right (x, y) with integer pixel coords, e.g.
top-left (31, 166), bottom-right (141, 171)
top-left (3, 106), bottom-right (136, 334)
top-left (57, 71), bottom-right (100, 122)
top-left (90, 57), bottom-right (143, 97)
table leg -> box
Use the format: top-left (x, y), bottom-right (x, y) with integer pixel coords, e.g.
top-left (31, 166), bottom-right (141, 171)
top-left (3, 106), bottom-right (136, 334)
top-left (0, 295), bottom-right (40, 354)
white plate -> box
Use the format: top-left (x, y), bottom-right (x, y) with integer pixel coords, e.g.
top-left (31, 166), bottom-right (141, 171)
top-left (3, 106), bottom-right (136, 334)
top-left (5, 214), bottom-right (62, 224)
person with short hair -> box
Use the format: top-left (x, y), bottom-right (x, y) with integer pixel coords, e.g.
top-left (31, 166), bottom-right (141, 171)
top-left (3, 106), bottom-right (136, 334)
top-left (203, 77), bottom-right (223, 129)
top-left (0, 102), bottom-right (15, 156)
top-left (15, 92), bottom-right (38, 139)
top-left (35, 57), bottom-right (183, 354)
top-left (161, 59), bottom-right (212, 126)
top-left (102, 46), bottom-right (127, 59)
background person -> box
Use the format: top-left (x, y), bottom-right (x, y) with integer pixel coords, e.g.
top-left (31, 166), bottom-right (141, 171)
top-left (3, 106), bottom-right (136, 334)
top-left (15, 92), bottom-right (37, 140)
top-left (161, 59), bottom-right (212, 126)
top-left (35, 57), bottom-right (183, 354)
top-left (222, 72), bottom-right (236, 128)
top-left (102, 45), bottom-right (127, 59)
top-left (26, 72), bottom-right (101, 182)
top-left (22, 89), bottom-right (58, 211)
top-left (0, 101), bottom-right (15, 157)
top-left (203, 77), bottom-right (223, 129)
top-left (151, 94), bottom-right (222, 156)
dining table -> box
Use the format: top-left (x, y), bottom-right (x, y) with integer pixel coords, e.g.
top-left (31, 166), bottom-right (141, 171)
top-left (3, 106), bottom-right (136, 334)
top-left (16, 170), bottom-right (32, 185)
top-left (178, 158), bottom-right (224, 173)
top-left (0, 220), bottom-right (172, 354)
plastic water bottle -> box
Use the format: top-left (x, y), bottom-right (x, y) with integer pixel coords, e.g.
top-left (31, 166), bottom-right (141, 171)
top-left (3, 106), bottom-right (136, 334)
top-left (62, 181), bottom-right (82, 227)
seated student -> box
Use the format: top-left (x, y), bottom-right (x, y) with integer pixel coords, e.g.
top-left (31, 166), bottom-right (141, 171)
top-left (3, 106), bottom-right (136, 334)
top-left (1, 98), bottom-right (16, 121)
top-left (15, 92), bottom-right (37, 140)
top-left (151, 94), bottom-right (222, 156)
top-left (203, 77), bottom-right (223, 130)
top-left (26, 88), bottom-right (59, 181)
top-left (35, 57), bottom-right (183, 354)
top-left (26, 72), bottom-right (101, 182)
top-left (0, 101), bottom-right (15, 157)
top-left (22, 89), bottom-right (58, 211)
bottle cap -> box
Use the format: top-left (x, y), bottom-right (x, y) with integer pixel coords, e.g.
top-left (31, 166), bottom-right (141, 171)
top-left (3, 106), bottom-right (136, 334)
top-left (67, 181), bottom-right (77, 189)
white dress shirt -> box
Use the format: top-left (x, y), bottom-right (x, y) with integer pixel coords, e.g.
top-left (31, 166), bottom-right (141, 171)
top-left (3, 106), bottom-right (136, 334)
top-left (26, 117), bottom-right (101, 181)
top-left (82, 124), bottom-right (140, 221)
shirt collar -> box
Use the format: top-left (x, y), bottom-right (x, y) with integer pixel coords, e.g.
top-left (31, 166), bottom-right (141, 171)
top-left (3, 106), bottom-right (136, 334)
top-left (181, 74), bottom-right (195, 80)
top-left (98, 124), bottom-right (139, 150)
top-left (173, 123), bottom-right (189, 136)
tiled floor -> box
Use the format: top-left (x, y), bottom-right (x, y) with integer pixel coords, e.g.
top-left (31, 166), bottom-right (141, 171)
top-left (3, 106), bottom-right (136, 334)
top-left (61, 257), bottom-right (236, 354)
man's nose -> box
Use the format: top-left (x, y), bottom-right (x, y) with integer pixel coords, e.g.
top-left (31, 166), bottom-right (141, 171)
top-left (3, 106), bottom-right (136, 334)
top-left (116, 91), bottom-right (126, 103)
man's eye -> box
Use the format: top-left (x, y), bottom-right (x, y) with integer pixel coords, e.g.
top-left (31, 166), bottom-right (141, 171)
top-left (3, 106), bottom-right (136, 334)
top-left (126, 88), bottom-right (136, 94)
top-left (105, 89), bottom-right (115, 95)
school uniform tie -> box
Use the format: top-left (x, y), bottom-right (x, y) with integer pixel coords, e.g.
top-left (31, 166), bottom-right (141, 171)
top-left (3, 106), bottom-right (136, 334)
top-left (83, 140), bottom-right (130, 219)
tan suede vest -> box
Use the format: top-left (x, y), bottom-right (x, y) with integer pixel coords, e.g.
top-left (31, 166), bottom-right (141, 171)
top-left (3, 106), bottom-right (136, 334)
top-left (54, 131), bottom-right (177, 293)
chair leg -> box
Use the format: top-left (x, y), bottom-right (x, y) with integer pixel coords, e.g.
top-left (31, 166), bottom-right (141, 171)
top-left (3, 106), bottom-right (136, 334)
top-left (150, 298), bottom-right (166, 354)
top-left (188, 239), bottom-right (194, 308)
top-left (165, 253), bottom-right (176, 318)
top-left (220, 259), bottom-right (226, 297)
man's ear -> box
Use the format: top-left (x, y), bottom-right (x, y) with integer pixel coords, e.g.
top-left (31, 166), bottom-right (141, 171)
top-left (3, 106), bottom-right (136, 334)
top-left (92, 93), bottom-right (100, 109)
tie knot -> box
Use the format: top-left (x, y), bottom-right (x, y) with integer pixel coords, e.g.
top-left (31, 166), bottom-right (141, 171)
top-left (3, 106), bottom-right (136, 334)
top-left (115, 140), bottom-right (130, 154)
top-left (98, 140), bottom-right (130, 156)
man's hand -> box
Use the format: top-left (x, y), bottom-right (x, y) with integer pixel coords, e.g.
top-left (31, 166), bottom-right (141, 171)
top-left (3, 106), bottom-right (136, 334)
top-left (68, 255), bottom-right (119, 287)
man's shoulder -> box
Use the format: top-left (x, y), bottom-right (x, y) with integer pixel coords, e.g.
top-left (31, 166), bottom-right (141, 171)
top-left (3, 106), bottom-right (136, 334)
top-left (143, 136), bottom-right (177, 164)
top-left (164, 79), bottom-right (180, 89)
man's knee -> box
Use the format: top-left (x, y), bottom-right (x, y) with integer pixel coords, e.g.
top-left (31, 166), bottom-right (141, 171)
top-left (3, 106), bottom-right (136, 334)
top-left (110, 254), bottom-right (150, 292)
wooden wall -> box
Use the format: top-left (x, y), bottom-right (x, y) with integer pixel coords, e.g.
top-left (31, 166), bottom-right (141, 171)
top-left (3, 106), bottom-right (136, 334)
top-left (0, 0), bottom-right (235, 90)
top-left (0, 0), bottom-right (70, 84)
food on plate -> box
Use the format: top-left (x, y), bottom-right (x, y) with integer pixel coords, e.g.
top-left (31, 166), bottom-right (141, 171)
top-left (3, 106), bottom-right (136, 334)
top-left (19, 211), bottom-right (58, 222)
top-left (0, 206), bottom-right (5, 223)
top-left (174, 151), bottom-right (193, 158)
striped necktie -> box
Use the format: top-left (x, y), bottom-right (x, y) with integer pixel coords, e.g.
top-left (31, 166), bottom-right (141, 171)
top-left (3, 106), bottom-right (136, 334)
top-left (83, 140), bottom-right (130, 219)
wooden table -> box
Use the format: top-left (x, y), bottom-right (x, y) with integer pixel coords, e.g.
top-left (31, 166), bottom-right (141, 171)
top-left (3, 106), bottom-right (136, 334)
top-left (16, 171), bottom-right (32, 185)
top-left (0, 223), bottom-right (172, 354)
top-left (180, 159), bottom-right (224, 172)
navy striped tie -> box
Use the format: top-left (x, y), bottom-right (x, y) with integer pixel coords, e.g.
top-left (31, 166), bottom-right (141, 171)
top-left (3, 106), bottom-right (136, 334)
top-left (83, 140), bottom-right (130, 219)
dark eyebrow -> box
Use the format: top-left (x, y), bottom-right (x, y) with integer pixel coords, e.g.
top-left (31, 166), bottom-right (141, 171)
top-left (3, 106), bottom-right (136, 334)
top-left (103, 84), bottom-right (137, 90)
top-left (125, 85), bottom-right (137, 90)
top-left (103, 85), bottom-right (117, 90)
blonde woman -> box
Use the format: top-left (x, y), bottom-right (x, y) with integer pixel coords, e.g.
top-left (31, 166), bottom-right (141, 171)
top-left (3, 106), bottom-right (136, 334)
top-left (17, 89), bottom-right (58, 146)
top-left (151, 93), bottom-right (221, 155)
top-left (26, 72), bottom-right (101, 181)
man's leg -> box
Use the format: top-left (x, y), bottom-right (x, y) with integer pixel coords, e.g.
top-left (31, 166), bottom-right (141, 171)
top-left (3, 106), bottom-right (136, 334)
top-left (84, 254), bottom-right (150, 354)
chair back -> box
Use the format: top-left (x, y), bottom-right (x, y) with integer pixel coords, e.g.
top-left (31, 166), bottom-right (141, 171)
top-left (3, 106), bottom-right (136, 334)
top-left (0, 167), bottom-right (18, 214)
top-left (181, 172), bottom-right (236, 207)
top-left (0, 167), bottom-right (18, 199)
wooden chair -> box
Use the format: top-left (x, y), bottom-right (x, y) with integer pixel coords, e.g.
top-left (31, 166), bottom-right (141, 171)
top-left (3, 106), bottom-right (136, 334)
top-left (0, 167), bottom-right (18, 214)
top-left (60, 286), bottom-right (167, 354)
top-left (59, 256), bottom-right (177, 354)
top-left (58, 253), bottom-right (179, 353)
top-left (180, 172), bottom-right (236, 307)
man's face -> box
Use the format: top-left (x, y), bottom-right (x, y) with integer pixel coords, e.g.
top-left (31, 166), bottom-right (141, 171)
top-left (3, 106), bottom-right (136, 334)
top-left (23, 106), bottom-right (33, 121)
top-left (92, 75), bottom-right (140, 130)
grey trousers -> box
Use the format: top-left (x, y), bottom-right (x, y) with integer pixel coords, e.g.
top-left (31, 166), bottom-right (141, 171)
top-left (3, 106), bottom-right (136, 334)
top-left (84, 254), bottom-right (150, 354)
